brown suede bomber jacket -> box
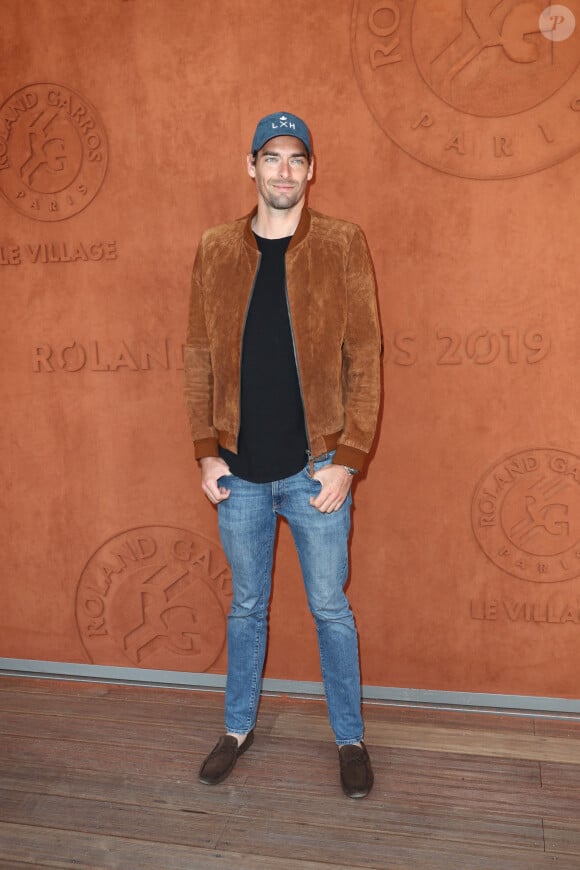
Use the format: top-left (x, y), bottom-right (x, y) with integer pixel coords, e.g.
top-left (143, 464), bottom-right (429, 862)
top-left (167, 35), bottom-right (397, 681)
top-left (184, 205), bottom-right (382, 473)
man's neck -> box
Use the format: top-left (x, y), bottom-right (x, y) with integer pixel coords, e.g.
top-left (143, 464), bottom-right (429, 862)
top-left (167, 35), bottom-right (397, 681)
top-left (251, 202), bottom-right (305, 239)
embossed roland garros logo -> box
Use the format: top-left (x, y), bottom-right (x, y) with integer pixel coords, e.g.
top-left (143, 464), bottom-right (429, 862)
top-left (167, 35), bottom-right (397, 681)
top-left (351, 0), bottom-right (580, 178)
top-left (76, 526), bottom-right (232, 671)
top-left (0, 83), bottom-right (108, 221)
top-left (472, 449), bottom-right (580, 582)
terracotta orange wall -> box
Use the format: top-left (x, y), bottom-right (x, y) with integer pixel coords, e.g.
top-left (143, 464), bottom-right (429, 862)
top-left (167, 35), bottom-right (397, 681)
top-left (3, 0), bottom-right (580, 698)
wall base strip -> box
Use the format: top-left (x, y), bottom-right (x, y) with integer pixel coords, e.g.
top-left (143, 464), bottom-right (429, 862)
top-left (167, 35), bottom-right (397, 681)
top-left (1, 658), bottom-right (580, 719)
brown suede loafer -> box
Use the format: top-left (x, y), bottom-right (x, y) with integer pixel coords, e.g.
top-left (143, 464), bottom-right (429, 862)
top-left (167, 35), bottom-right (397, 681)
top-left (198, 730), bottom-right (254, 785)
top-left (338, 742), bottom-right (374, 798)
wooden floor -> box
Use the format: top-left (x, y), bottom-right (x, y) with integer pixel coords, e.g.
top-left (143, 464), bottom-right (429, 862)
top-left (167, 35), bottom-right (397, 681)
top-left (1, 679), bottom-right (580, 869)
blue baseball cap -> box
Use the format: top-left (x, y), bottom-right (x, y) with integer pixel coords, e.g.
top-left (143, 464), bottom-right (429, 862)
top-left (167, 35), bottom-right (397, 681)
top-left (251, 111), bottom-right (312, 156)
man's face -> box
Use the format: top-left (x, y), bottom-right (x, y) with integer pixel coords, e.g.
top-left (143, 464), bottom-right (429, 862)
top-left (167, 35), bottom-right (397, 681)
top-left (247, 135), bottom-right (314, 211)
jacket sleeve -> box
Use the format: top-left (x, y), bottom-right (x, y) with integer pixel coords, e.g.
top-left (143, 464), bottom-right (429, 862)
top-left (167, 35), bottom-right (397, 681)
top-left (334, 227), bottom-right (382, 472)
top-left (183, 237), bottom-right (219, 460)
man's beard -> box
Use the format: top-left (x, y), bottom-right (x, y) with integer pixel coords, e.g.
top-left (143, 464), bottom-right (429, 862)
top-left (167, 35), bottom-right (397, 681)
top-left (266, 185), bottom-right (300, 210)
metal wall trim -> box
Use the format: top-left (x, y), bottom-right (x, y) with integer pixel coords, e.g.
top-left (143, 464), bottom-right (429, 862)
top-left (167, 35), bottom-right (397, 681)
top-left (1, 658), bottom-right (580, 717)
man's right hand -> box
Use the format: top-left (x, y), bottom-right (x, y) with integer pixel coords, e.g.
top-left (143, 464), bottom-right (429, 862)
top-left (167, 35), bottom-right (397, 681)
top-left (200, 456), bottom-right (232, 504)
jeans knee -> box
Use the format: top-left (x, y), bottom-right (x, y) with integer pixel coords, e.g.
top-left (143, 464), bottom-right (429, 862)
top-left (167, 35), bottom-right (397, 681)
top-left (309, 597), bottom-right (354, 627)
top-left (229, 592), bottom-right (269, 620)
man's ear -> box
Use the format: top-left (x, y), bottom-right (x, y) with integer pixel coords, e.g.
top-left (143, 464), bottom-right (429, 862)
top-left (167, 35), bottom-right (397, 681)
top-left (307, 157), bottom-right (314, 181)
top-left (247, 152), bottom-right (256, 179)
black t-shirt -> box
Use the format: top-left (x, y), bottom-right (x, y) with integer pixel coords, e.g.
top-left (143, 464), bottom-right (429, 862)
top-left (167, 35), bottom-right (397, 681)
top-left (219, 233), bottom-right (308, 482)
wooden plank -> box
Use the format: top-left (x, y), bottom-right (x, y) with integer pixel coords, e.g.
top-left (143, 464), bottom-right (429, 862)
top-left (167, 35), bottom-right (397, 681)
top-left (0, 863), bottom-right (62, 869)
top-left (0, 766), bottom-right (546, 850)
top-left (0, 676), bottom-right (224, 706)
top-left (0, 734), bottom-right (209, 780)
top-left (362, 703), bottom-right (537, 734)
top-left (0, 677), bottom-right (228, 717)
top-left (0, 788), bottom-right (224, 850)
top-left (0, 788), bottom-right (564, 870)
top-left (0, 710), bottom-right (232, 751)
top-left (0, 761), bottom-right (243, 815)
top-left (386, 745), bottom-right (541, 785)
top-left (533, 718), bottom-right (580, 738)
top-left (544, 819), bottom-right (580, 856)
top-left (216, 815), bottom-right (578, 870)
top-left (0, 823), bottom-right (344, 870)
top-left (233, 789), bottom-right (544, 849)
top-left (272, 712), bottom-right (580, 764)
top-left (541, 762), bottom-right (580, 791)
top-left (0, 688), bottom-right (227, 722)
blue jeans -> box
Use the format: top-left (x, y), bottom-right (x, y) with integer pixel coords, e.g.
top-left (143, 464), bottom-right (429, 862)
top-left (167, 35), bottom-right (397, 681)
top-left (217, 452), bottom-right (363, 745)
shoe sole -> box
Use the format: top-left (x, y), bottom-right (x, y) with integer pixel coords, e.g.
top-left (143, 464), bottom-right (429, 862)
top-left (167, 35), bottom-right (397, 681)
top-left (343, 785), bottom-right (373, 799)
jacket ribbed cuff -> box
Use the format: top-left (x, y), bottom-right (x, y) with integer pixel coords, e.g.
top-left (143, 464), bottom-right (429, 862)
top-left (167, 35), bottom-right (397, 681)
top-left (333, 445), bottom-right (368, 473)
top-left (194, 437), bottom-right (219, 460)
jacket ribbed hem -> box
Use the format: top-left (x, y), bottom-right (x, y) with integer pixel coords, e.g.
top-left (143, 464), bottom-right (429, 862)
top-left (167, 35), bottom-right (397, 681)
top-left (194, 430), bottom-right (369, 473)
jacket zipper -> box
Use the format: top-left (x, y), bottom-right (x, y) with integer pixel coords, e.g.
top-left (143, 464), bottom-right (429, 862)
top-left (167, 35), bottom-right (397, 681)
top-left (283, 268), bottom-right (314, 475)
top-left (236, 252), bottom-right (261, 450)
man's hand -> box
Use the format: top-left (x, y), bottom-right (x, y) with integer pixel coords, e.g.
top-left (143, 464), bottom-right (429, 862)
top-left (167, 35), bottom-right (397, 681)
top-left (309, 464), bottom-right (353, 513)
top-left (200, 456), bottom-right (232, 504)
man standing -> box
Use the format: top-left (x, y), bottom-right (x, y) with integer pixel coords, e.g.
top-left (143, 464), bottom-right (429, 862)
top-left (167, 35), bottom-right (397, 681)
top-left (184, 111), bottom-right (381, 798)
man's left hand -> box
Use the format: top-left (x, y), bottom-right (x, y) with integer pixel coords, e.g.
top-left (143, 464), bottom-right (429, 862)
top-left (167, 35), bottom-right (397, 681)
top-left (309, 464), bottom-right (353, 513)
